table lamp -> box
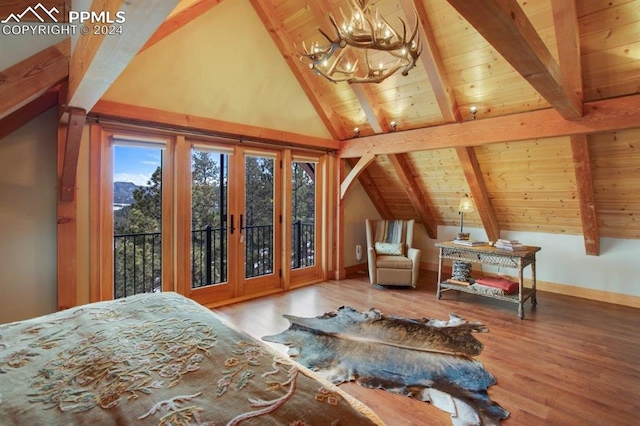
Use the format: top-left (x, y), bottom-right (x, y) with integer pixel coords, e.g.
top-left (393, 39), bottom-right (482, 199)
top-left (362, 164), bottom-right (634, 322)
top-left (457, 194), bottom-right (475, 240)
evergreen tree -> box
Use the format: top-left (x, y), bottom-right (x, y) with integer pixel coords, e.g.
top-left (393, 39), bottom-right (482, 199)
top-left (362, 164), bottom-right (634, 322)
top-left (191, 151), bottom-right (222, 230)
top-left (114, 166), bottom-right (163, 298)
top-left (291, 162), bottom-right (316, 268)
top-left (130, 167), bottom-right (162, 232)
top-left (113, 154), bottom-right (318, 294)
top-left (244, 156), bottom-right (275, 277)
top-left (292, 163), bottom-right (315, 222)
top-left (190, 152), bottom-right (226, 286)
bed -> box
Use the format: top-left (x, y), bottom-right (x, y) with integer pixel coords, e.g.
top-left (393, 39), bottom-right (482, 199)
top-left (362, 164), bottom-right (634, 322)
top-left (0, 292), bottom-right (383, 425)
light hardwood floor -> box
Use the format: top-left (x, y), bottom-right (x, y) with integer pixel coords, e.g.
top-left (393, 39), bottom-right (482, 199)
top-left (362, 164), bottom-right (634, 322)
top-left (214, 271), bottom-right (640, 425)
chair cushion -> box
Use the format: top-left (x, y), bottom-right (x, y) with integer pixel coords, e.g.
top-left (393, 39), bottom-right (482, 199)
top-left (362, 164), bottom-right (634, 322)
top-left (376, 255), bottom-right (412, 269)
top-left (374, 242), bottom-right (404, 256)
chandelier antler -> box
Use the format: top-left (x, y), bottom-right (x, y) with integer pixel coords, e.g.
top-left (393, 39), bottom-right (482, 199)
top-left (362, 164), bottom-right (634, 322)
top-left (298, 0), bottom-right (421, 84)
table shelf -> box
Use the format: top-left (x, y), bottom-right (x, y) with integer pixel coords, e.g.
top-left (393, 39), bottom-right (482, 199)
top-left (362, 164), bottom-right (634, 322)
top-left (438, 281), bottom-right (536, 304)
top-left (435, 242), bottom-right (541, 319)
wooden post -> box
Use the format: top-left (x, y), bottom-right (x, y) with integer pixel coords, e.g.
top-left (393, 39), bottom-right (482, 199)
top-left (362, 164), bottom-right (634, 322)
top-left (57, 123), bottom-right (78, 310)
top-left (334, 158), bottom-right (346, 279)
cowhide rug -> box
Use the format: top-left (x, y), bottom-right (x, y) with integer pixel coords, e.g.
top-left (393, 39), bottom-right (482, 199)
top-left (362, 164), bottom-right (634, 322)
top-left (263, 306), bottom-right (508, 426)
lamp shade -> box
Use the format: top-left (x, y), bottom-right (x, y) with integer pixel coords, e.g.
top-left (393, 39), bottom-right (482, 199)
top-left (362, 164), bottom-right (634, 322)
top-left (458, 194), bottom-right (475, 213)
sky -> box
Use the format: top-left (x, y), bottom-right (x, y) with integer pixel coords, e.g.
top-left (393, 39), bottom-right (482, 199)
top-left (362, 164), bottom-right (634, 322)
top-left (113, 146), bottom-right (162, 186)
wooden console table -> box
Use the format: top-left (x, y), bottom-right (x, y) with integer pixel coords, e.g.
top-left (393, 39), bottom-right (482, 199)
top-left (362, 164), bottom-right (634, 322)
top-left (435, 242), bottom-right (541, 319)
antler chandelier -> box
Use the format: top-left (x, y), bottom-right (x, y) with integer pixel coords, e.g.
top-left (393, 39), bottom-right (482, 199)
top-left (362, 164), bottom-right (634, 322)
top-left (299, 0), bottom-right (421, 84)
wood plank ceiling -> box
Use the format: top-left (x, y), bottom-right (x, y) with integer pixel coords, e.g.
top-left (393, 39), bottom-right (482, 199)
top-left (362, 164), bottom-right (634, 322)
top-left (0, 0), bottom-right (638, 255)
top-left (251, 0), bottom-right (640, 254)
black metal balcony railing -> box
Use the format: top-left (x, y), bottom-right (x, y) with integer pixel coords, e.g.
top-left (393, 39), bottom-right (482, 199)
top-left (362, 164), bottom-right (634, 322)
top-left (113, 231), bottom-right (162, 299)
top-left (192, 225), bottom-right (227, 288)
top-left (292, 220), bottom-right (315, 269)
top-left (244, 224), bottom-right (273, 278)
top-left (113, 222), bottom-right (314, 298)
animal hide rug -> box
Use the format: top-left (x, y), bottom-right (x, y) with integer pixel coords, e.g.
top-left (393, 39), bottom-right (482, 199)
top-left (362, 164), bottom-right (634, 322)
top-left (263, 306), bottom-right (508, 426)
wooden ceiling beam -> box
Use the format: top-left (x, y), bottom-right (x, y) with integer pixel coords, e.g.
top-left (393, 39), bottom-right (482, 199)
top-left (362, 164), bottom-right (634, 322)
top-left (446, 0), bottom-right (582, 120)
top-left (0, 42), bottom-right (68, 120)
top-left (455, 147), bottom-right (500, 241)
top-left (340, 153), bottom-right (375, 199)
top-left (552, 2), bottom-right (595, 254)
top-left (139, 0), bottom-right (223, 54)
top-left (339, 94), bottom-right (640, 158)
top-left (351, 84), bottom-right (387, 134)
top-left (0, 89), bottom-right (58, 140)
top-left (90, 100), bottom-right (338, 151)
top-left (552, 1), bottom-right (583, 107)
top-left (249, 0), bottom-right (348, 140)
top-left (68, 0), bottom-right (180, 113)
top-left (406, 0), bottom-right (461, 123)
top-left (570, 135), bottom-right (599, 256)
top-left (345, 158), bottom-right (394, 220)
top-left (387, 154), bottom-right (438, 239)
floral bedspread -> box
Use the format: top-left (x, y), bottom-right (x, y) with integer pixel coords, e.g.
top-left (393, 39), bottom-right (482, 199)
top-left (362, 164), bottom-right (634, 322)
top-left (0, 292), bottom-right (382, 425)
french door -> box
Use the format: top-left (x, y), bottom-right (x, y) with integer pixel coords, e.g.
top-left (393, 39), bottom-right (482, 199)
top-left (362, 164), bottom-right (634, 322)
top-left (94, 128), bottom-right (324, 305)
top-left (179, 140), bottom-right (282, 305)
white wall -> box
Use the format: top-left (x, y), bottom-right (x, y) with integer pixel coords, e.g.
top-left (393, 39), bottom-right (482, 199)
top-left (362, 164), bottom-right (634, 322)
top-left (343, 175), bottom-right (380, 267)
top-left (343, 177), bottom-right (640, 298)
top-left (417, 224), bottom-right (640, 297)
top-left (102, 0), bottom-right (331, 139)
top-left (0, 32), bottom-right (68, 324)
top-left (0, 109), bottom-right (58, 324)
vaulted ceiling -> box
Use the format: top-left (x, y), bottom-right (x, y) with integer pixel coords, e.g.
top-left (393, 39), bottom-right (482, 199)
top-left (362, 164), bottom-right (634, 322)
top-left (0, 0), bottom-right (639, 254)
top-left (250, 0), bottom-right (640, 253)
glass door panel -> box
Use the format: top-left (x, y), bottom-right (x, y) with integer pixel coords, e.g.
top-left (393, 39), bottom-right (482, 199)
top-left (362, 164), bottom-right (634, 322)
top-left (186, 145), bottom-right (281, 304)
top-left (291, 161), bottom-right (316, 269)
top-left (112, 143), bottom-right (164, 298)
top-left (240, 150), bottom-right (281, 295)
top-left (243, 154), bottom-right (275, 278)
top-left (190, 149), bottom-right (229, 288)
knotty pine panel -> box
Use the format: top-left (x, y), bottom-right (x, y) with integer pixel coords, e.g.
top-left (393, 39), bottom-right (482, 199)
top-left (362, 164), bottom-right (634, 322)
top-left (589, 128), bottom-right (640, 239)
top-left (407, 149), bottom-right (474, 228)
top-left (451, 74), bottom-right (549, 121)
top-left (581, 42), bottom-right (638, 73)
top-left (577, 0), bottom-right (636, 18)
top-left (583, 61), bottom-right (640, 102)
top-left (366, 155), bottom-right (420, 220)
top-left (578, 0), bottom-right (640, 35)
top-left (275, 0), bottom-right (308, 21)
top-left (579, 1), bottom-right (640, 103)
top-left (475, 139), bottom-right (580, 235)
top-left (422, 0), bottom-right (559, 119)
top-left (580, 22), bottom-right (638, 54)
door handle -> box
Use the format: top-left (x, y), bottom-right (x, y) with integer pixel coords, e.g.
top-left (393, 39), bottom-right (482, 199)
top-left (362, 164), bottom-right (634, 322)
top-left (240, 214), bottom-right (244, 234)
top-left (230, 214), bottom-right (235, 234)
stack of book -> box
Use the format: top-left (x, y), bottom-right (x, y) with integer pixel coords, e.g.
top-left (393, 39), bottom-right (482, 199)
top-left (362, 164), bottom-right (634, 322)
top-left (495, 239), bottom-right (526, 251)
top-left (451, 239), bottom-right (485, 246)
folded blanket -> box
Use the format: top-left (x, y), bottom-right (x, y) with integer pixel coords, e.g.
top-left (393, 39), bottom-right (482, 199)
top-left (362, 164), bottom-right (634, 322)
top-left (474, 276), bottom-right (519, 294)
top-left (471, 284), bottom-right (508, 296)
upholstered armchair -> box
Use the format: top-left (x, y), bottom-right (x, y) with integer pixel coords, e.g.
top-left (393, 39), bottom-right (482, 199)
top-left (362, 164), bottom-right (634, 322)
top-left (365, 219), bottom-right (421, 288)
